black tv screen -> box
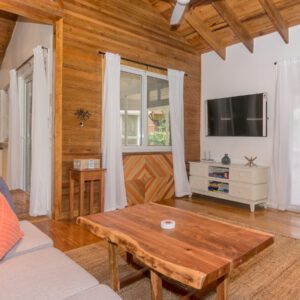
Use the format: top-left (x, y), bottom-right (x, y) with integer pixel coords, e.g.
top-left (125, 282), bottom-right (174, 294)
top-left (206, 93), bottom-right (267, 137)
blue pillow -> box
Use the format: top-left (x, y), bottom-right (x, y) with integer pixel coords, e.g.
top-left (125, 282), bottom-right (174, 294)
top-left (0, 177), bottom-right (16, 213)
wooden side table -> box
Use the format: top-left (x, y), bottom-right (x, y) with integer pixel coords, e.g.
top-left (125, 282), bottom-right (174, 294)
top-left (69, 168), bottom-right (106, 218)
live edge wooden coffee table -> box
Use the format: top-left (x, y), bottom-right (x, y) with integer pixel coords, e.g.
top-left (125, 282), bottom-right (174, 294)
top-left (77, 203), bottom-right (273, 300)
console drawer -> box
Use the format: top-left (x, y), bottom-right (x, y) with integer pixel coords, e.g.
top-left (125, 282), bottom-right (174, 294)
top-left (190, 176), bottom-right (207, 192)
top-left (190, 163), bottom-right (208, 177)
top-left (230, 167), bottom-right (268, 184)
top-left (230, 169), bottom-right (252, 183)
top-left (230, 183), bottom-right (267, 201)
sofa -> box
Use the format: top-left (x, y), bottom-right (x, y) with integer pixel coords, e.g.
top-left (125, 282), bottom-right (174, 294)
top-left (0, 220), bottom-right (122, 300)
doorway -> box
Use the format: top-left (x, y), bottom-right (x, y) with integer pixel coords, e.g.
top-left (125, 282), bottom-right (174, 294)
top-left (0, 12), bottom-right (54, 216)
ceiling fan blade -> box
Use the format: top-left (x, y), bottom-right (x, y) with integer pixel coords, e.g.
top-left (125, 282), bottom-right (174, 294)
top-left (170, 1), bottom-right (189, 25)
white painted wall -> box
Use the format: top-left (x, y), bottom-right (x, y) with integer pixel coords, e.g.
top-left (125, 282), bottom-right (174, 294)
top-left (0, 18), bottom-right (53, 89)
top-left (201, 25), bottom-right (300, 166)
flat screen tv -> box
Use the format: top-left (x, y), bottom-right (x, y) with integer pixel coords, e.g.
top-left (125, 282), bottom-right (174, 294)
top-left (206, 93), bottom-right (267, 137)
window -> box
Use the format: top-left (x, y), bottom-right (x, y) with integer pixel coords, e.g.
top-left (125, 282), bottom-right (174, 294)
top-left (18, 61), bottom-right (33, 193)
top-left (120, 66), bottom-right (171, 152)
top-left (24, 76), bottom-right (33, 192)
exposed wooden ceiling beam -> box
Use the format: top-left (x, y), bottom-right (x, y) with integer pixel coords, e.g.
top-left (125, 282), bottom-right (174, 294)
top-left (0, 11), bottom-right (17, 67)
top-left (212, 0), bottom-right (254, 53)
top-left (53, 0), bottom-right (64, 9)
top-left (184, 10), bottom-right (226, 60)
top-left (258, 0), bottom-right (289, 43)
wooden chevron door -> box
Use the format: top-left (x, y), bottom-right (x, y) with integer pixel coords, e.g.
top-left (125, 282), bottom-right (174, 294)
top-left (123, 153), bottom-right (175, 205)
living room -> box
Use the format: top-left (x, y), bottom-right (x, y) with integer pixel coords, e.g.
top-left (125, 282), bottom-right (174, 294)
top-left (1, 0), bottom-right (300, 299)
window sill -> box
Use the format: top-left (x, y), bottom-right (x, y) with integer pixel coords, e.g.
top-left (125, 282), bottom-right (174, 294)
top-left (122, 146), bottom-right (172, 153)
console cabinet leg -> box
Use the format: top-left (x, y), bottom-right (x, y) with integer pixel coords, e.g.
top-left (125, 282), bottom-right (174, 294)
top-left (250, 203), bottom-right (255, 212)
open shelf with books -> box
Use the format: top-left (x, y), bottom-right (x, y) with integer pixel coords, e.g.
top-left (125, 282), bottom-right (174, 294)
top-left (208, 181), bottom-right (229, 194)
top-left (208, 166), bottom-right (229, 179)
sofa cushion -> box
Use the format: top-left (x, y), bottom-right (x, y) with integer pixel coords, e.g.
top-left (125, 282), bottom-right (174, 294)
top-left (0, 247), bottom-right (99, 300)
top-left (0, 192), bottom-right (23, 260)
top-left (4, 220), bottom-right (53, 260)
top-left (0, 176), bottom-right (16, 212)
top-left (65, 285), bottom-right (122, 300)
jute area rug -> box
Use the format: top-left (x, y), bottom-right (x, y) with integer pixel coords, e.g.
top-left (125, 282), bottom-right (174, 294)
top-left (65, 229), bottom-right (300, 300)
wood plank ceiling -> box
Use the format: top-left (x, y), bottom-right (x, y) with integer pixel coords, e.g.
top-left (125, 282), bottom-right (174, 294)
top-left (147, 0), bottom-right (300, 59)
top-left (0, 10), bottom-right (17, 66)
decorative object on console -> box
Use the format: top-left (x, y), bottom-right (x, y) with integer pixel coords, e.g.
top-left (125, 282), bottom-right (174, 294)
top-left (245, 156), bottom-right (257, 167)
top-left (74, 108), bottom-right (91, 127)
top-left (221, 153), bottom-right (231, 165)
top-left (202, 151), bottom-right (215, 162)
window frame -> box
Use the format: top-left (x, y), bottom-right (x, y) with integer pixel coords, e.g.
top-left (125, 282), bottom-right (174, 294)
top-left (18, 62), bottom-right (33, 192)
top-left (120, 65), bottom-right (172, 153)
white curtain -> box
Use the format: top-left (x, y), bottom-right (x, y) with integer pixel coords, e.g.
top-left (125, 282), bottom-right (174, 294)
top-left (168, 69), bottom-right (191, 197)
top-left (102, 53), bottom-right (127, 211)
top-left (30, 46), bottom-right (51, 216)
top-left (8, 70), bottom-right (22, 189)
top-left (269, 58), bottom-right (300, 210)
top-left (0, 90), bottom-right (8, 142)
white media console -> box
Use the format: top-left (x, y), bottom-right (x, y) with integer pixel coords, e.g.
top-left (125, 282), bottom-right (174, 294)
top-left (189, 161), bottom-right (268, 212)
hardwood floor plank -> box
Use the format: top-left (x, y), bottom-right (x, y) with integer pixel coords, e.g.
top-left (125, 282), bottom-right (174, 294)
top-left (32, 219), bottom-right (101, 251)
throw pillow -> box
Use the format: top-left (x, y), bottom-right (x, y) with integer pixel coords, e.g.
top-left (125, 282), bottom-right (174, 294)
top-left (0, 176), bottom-right (16, 213)
top-left (0, 192), bottom-right (23, 260)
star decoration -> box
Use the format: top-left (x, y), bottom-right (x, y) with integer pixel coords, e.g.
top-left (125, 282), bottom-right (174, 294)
top-left (244, 156), bottom-right (257, 167)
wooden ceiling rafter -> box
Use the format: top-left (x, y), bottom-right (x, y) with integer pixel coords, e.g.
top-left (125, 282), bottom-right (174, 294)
top-left (147, 0), bottom-right (299, 59)
top-left (184, 10), bottom-right (226, 60)
top-left (156, 0), bottom-right (226, 59)
top-left (0, 0), bottom-right (64, 23)
top-left (0, 11), bottom-right (17, 67)
top-left (211, 0), bottom-right (254, 53)
top-left (259, 0), bottom-right (289, 43)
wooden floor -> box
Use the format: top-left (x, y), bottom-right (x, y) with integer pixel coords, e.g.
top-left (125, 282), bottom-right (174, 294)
top-left (33, 218), bottom-right (101, 251)
top-left (32, 195), bottom-right (300, 252)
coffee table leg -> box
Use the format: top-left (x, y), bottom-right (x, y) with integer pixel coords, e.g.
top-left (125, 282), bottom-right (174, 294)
top-left (126, 252), bottom-right (133, 265)
top-left (216, 275), bottom-right (228, 300)
top-left (150, 270), bottom-right (163, 300)
top-left (108, 242), bottom-right (120, 291)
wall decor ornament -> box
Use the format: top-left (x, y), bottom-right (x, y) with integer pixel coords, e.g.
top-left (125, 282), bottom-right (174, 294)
top-left (221, 153), bottom-right (231, 165)
top-left (74, 108), bottom-right (91, 127)
top-left (244, 156), bottom-right (257, 167)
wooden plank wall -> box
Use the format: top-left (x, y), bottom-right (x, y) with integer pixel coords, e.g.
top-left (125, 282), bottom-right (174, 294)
top-left (60, 0), bottom-right (201, 218)
top-left (123, 153), bottom-right (175, 206)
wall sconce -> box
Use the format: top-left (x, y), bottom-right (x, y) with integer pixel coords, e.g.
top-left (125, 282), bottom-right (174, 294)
top-left (74, 108), bottom-right (91, 128)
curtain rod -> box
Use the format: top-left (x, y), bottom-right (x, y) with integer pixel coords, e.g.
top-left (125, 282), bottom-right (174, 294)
top-left (16, 46), bottom-right (48, 72)
top-left (98, 51), bottom-right (188, 77)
